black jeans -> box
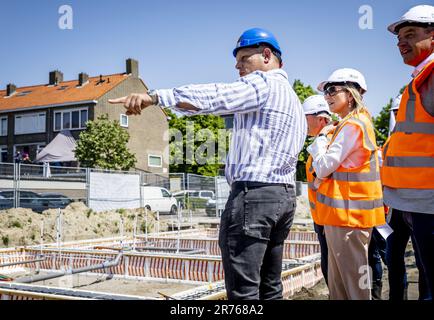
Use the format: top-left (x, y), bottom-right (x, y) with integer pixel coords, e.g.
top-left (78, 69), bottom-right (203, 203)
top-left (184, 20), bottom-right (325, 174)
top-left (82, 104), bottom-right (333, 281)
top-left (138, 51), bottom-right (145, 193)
top-left (313, 223), bottom-right (328, 286)
top-left (218, 182), bottom-right (296, 300)
top-left (368, 227), bottom-right (387, 283)
top-left (386, 209), bottom-right (432, 300)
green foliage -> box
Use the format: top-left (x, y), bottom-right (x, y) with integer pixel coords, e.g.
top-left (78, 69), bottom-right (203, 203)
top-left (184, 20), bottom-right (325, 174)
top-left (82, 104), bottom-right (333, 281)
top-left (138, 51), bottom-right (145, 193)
top-left (140, 220), bottom-right (154, 233)
top-left (292, 80), bottom-right (317, 182)
top-left (116, 208), bottom-right (126, 215)
top-left (86, 209), bottom-right (93, 218)
top-left (75, 114), bottom-right (136, 170)
top-left (167, 109), bottom-right (227, 176)
top-left (293, 79), bottom-right (317, 103)
top-left (373, 99), bottom-right (392, 147)
top-left (11, 221), bottom-right (22, 228)
top-left (373, 86), bottom-right (406, 147)
top-left (2, 235), bottom-right (9, 246)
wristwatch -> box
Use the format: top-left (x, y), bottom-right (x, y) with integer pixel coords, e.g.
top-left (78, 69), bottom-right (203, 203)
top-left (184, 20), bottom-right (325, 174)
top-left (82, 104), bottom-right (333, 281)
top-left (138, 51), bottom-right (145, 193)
top-left (147, 90), bottom-right (160, 106)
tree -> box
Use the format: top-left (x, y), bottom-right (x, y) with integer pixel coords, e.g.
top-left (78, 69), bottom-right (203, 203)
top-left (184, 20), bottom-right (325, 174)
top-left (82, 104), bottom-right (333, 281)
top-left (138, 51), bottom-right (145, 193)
top-left (167, 110), bottom-right (227, 176)
top-left (75, 114), bottom-right (136, 170)
top-left (373, 99), bottom-right (392, 147)
top-left (293, 80), bottom-right (317, 182)
top-left (373, 86), bottom-right (406, 147)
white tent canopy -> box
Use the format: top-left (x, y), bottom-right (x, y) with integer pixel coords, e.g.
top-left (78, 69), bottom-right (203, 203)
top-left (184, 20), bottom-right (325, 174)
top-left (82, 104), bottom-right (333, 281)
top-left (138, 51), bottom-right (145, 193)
top-left (35, 130), bottom-right (77, 163)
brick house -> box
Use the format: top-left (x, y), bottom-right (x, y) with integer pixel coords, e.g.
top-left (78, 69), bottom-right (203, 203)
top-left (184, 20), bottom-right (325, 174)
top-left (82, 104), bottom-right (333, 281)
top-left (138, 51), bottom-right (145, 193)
top-left (0, 59), bottom-right (169, 174)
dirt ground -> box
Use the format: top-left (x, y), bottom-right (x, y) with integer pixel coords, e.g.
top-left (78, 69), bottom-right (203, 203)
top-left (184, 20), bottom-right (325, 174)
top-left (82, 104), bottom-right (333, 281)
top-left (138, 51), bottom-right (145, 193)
top-left (2, 197), bottom-right (422, 300)
top-left (0, 202), bottom-right (158, 248)
top-left (0, 196), bottom-right (311, 248)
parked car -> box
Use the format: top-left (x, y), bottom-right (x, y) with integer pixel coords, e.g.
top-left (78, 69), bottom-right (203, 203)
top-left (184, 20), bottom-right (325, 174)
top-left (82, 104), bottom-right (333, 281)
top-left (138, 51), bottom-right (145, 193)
top-left (173, 190), bottom-right (215, 210)
top-left (205, 197), bottom-right (225, 217)
top-left (0, 190), bottom-right (46, 213)
top-left (38, 193), bottom-right (73, 209)
top-left (141, 186), bottom-right (178, 215)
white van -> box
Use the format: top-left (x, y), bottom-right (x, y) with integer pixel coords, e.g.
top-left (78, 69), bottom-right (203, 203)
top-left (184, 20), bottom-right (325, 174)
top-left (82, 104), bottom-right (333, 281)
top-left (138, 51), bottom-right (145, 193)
top-left (141, 186), bottom-right (178, 215)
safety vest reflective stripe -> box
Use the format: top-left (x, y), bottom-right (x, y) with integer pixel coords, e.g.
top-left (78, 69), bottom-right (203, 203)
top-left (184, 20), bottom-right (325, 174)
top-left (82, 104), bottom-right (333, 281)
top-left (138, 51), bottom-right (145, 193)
top-left (309, 201), bottom-right (316, 210)
top-left (384, 156), bottom-right (434, 168)
top-left (391, 79), bottom-right (434, 135)
top-left (405, 80), bottom-right (417, 123)
top-left (330, 119), bottom-right (379, 182)
top-left (331, 116), bottom-right (376, 150)
top-left (332, 153), bottom-right (379, 182)
top-left (350, 118), bottom-right (376, 151)
top-left (394, 122), bottom-right (434, 134)
top-left (332, 170), bottom-right (380, 182)
top-left (307, 181), bottom-right (315, 190)
top-left (317, 193), bottom-right (383, 210)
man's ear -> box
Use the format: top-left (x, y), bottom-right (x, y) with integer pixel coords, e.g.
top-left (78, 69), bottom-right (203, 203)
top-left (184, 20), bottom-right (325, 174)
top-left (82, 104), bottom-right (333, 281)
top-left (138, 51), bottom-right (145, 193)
top-left (262, 47), bottom-right (272, 63)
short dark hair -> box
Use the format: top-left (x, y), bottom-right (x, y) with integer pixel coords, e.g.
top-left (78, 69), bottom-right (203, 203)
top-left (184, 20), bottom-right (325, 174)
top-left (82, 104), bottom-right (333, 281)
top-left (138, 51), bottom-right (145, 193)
top-left (396, 22), bottom-right (434, 33)
top-left (251, 43), bottom-right (282, 64)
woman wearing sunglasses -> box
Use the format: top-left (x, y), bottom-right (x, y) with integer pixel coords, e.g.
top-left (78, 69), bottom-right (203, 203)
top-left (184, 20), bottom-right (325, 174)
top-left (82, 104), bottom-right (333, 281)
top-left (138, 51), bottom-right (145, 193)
top-left (307, 68), bottom-right (385, 300)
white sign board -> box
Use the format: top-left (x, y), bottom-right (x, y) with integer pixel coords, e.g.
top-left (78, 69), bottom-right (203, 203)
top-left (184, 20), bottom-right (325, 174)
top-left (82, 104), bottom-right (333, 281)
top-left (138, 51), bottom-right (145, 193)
top-left (89, 172), bottom-right (140, 212)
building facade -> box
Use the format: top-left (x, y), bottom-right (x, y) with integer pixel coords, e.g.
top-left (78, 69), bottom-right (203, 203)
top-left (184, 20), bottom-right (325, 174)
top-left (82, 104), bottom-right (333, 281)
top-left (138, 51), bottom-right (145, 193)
top-left (0, 59), bottom-right (169, 174)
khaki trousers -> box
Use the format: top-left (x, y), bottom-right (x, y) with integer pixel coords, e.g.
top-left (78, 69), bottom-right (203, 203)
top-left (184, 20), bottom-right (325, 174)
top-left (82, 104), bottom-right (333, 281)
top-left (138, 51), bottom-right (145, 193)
top-left (324, 225), bottom-right (372, 300)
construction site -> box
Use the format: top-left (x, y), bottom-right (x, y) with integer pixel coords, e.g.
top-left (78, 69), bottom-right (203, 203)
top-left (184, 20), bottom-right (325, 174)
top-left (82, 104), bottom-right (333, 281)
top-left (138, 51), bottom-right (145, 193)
top-left (0, 206), bottom-right (323, 300)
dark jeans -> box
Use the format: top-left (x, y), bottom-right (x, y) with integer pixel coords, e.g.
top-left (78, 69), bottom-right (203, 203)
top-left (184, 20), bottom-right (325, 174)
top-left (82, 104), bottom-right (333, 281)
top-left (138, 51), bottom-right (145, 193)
top-left (218, 182), bottom-right (296, 300)
top-left (313, 223), bottom-right (328, 286)
top-left (386, 209), bottom-right (432, 300)
top-left (368, 227), bottom-right (387, 283)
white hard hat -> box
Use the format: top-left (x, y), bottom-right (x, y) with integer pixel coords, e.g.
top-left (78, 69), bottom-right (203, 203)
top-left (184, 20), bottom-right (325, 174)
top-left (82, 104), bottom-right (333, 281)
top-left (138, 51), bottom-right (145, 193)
top-left (317, 68), bottom-right (368, 93)
top-left (391, 94), bottom-right (402, 111)
top-left (388, 5), bottom-right (434, 35)
top-left (302, 95), bottom-right (331, 115)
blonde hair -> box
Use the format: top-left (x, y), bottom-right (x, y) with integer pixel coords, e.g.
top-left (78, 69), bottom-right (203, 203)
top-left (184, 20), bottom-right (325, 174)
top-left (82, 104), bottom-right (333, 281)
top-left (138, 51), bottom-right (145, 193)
top-left (343, 84), bottom-right (373, 121)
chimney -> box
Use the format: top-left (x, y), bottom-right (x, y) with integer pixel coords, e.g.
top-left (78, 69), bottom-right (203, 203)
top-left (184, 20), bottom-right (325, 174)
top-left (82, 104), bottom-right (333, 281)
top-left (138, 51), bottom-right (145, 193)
top-left (6, 83), bottom-right (16, 96)
top-left (126, 58), bottom-right (138, 77)
top-left (49, 70), bottom-right (63, 85)
top-left (78, 72), bottom-right (89, 86)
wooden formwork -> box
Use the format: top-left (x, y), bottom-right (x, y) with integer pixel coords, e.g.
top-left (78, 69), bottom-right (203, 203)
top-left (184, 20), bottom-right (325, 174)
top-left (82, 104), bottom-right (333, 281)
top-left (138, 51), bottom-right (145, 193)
top-left (0, 228), bottom-right (323, 300)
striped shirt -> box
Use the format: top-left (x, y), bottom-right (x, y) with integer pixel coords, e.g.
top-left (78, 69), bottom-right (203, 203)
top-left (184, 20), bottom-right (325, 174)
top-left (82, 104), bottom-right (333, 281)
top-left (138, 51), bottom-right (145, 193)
top-left (156, 69), bottom-right (307, 186)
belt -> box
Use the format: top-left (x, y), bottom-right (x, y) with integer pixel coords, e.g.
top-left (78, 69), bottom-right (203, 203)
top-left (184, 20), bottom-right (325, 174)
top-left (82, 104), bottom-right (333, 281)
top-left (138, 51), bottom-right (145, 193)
top-left (231, 181), bottom-right (293, 192)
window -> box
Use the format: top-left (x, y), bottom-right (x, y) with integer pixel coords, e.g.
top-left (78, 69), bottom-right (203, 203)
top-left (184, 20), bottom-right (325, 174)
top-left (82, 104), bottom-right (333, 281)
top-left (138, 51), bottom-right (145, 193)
top-left (120, 114), bottom-right (128, 128)
top-left (0, 146), bottom-right (7, 162)
top-left (54, 108), bottom-right (88, 131)
top-left (148, 155), bottom-right (162, 167)
top-left (80, 110), bottom-right (88, 128)
top-left (161, 189), bottom-right (171, 198)
top-left (14, 112), bottom-right (46, 135)
top-left (201, 191), bottom-right (214, 198)
top-left (0, 117), bottom-right (7, 136)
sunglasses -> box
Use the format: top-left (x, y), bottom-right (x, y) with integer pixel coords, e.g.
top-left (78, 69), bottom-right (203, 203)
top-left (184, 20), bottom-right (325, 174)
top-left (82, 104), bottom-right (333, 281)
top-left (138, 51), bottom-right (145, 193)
top-left (324, 86), bottom-right (347, 97)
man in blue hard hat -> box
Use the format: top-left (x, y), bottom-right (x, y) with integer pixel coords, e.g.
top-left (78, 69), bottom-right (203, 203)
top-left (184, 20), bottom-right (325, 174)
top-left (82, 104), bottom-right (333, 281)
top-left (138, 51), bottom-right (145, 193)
top-left (109, 28), bottom-right (307, 300)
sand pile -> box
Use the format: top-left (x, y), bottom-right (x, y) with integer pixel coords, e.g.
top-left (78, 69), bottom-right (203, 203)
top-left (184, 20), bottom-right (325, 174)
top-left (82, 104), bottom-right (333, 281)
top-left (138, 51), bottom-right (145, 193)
top-left (0, 202), bottom-right (157, 248)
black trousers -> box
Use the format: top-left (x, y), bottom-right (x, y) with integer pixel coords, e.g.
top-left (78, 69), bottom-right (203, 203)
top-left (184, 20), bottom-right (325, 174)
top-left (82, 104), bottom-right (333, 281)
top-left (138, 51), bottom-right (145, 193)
top-left (368, 227), bottom-right (387, 282)
top-left (386, 209), bottom-right (432, 300)
top-left (218, 182), bottom-right (296, 300)
top-left (314, 223), bottom-right (328, 286)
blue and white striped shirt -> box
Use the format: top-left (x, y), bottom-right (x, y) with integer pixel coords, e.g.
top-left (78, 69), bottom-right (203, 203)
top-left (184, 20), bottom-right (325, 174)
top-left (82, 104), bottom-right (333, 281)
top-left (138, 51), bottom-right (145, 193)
top-left (156, 69), bottom-right (307, 186)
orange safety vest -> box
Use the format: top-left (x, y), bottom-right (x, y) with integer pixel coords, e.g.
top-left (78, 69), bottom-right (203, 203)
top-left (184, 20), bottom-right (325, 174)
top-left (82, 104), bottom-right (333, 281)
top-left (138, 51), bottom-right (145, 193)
top-left (305, 132), bottom-right (333, 225)
top-left (382, 60), bottom-right (434, 190)
top-left (315, 111), bottom-right (385, 228)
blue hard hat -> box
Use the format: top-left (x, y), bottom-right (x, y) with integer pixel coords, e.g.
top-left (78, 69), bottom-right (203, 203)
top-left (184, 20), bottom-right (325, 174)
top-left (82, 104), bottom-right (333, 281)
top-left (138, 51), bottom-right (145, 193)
top-left (233, 28), bottom-right (282, 58)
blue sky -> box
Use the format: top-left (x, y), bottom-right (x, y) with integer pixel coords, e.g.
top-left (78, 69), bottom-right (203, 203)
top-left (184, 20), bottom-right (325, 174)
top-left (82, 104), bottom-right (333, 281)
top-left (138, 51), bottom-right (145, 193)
top-left (0, 0), bottom-right (428, 116)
